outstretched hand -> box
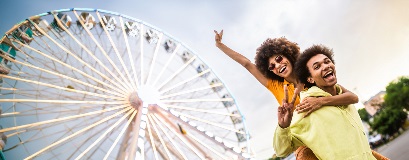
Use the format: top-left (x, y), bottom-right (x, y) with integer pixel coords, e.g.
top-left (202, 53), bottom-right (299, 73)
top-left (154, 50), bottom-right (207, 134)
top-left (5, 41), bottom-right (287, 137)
top-left (214, 30), bottom-right (223, 47)
top-left (277, 85), bottom-right (299, 128)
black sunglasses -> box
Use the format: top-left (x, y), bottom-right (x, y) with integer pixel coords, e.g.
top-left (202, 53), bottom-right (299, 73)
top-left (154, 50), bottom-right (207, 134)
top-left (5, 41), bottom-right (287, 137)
top-left (268, 55), bottom-right (283, 71)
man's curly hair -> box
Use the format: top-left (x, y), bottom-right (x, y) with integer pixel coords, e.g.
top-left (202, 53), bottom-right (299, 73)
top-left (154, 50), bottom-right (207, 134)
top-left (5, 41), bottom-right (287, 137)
top-left (295, 44), bottom-right (335, 88)
top-left (255, 37), bottom-right (300, 82)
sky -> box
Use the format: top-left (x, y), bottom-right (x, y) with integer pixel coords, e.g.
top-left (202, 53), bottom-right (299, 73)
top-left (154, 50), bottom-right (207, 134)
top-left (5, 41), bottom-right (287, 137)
top-left (1, 0), bottom-right (409, 159)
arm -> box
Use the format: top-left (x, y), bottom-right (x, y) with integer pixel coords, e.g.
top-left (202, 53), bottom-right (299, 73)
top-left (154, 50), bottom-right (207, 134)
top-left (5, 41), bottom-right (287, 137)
top-left (273, 127), bottom-right (298, 157)
top-left (295, 84), bottom-right (359, 117)
top-left (274, 85), bottom-right (300, 157)
top-left (214, 30), bottom-right (269, 87)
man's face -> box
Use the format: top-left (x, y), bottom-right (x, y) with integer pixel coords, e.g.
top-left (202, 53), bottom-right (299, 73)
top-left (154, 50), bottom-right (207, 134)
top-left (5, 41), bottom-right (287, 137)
top-left (306, 54), bottom-right (337, 88)
top-left (268, 55), bottom-right (292, 78)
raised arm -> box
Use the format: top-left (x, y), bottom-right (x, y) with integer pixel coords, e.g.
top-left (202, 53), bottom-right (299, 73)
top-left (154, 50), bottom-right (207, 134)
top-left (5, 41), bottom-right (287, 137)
top-left (295, 84), bottom-right (359, 117)
top-left (214, 30), bottom-right (269, 87)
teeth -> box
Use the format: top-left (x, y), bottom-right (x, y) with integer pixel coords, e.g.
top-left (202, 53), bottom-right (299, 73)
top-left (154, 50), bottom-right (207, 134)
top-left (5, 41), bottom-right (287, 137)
top-left (324, 71), bottom-right (333, 77)
top-left (280, 66), bottom-right (286, 73)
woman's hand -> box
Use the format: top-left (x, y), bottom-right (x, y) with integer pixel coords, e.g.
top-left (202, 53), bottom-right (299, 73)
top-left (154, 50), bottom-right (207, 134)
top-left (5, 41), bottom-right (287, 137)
top-left (295, 97), bottom-right (323, 117)
top-left (278, 85), bottom-right (297, 128)
top-left (214, 30), bottom-right (223, 47)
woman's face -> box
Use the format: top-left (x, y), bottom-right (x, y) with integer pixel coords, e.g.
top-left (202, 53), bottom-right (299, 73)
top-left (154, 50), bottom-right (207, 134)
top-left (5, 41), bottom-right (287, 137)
top-left (268, 55), bottom-right (292, 78)
top-left (306, 54), bottom-right (337, 88)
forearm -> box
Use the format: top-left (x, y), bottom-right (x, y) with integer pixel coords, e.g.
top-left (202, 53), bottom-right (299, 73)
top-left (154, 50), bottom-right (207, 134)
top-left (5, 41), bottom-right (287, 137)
top-left (216, 42), bottom-right (269, 86)
top-left (216, 42), bottom-right (251, 67)
top-left (320, 92), bottom-right (359, 106)
top-left (273, 126), bottom-right (296, 157)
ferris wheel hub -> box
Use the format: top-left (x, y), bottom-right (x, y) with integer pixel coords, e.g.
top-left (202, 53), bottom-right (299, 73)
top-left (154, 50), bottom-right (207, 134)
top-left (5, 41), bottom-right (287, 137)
top-left (137, 85), bottom-right (160, 105)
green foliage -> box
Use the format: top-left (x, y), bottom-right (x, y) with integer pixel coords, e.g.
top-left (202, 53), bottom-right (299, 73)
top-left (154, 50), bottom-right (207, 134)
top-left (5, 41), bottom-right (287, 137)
top-left (384, 76), bottom-right (409, 110)
top-left (358, 108), bottom-right (370, 122)
top-left (268, 157), bottom-right (281, 160)
top-left (268, 154), bottom-right (282, 160)
top-left (370, 107), bottom-right (407, 135)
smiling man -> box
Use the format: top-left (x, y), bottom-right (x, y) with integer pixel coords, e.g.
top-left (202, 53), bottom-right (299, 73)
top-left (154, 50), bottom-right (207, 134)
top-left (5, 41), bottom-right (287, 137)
top-left (273, 45), bottom-right (379, 160)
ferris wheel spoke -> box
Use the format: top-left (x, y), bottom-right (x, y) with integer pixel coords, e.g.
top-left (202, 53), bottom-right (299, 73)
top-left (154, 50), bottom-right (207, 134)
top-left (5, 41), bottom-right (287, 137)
top-left (53, 125), bottom-right (107, 160)
top-left (160, 97), bottom-right (233, 103)
top-left (0, 104), bottom-right (116, 118)
top-left (157, 56), bottom-right (197, 90)
top-left (12, 40), bottom-right (128, 96)
top-left (3, 129), bottom-right (43, 152)
top-left (5, 116), bottom-right (110, 155)
top-left (47, 13), bottom-right (132, 92)
top-left (147, 114), bottom-right (174, 160)
top-left (0, 105), bottom-right (128, 133)
top-left (160, 83), bottom-right (223, 99)
top-left (0, 112), bottom-right (20, 118)
top-left (0, 74), bottom-right (124, 101)
top-left (153, 108), bottom-right (247, 158)
top-left (147, 128), bottom-right (169, 159)
top-left (67, 11), bottom-right (133, 91)
top-left (139, 24), bottom-right (145, 86)
top-left (44, 24), bottom-right (131, 94)
top-left (150, 114), bottom-right (188, 160)
top-left (159, 69), bottom-right (210, 94)
top-left (32, 102), bottom-right (120, 116)
top-left (172, 111), bottom-right (245, 135)
top-left (0, 99), bottom-right (123, 105)
top-left (103, 109), bottom-right (138, 160)
top-left (95, 12), bottom-right (135, 90)
top-left (24, 107), bottom-right (132, 160)
top-left (151, 112), bottom-right (207, 160)
top-left (152, 44), bottom-right (180, 86)
top-left (6, 117), bottom-right (94, 154)
top-left (0, 54), bottom-right (125, 97)
top-left (75, 108), bottom-right (135, 160)
top-left (0, 87), bottom-right (17, 91)
top-left (146, 116), bottom-right (160, 160)
top-left (118, 16), bottom-right (139, 90)
top-left (145, 33), bottom-right (163, 85)
top-left (160, 104), bottom-right (241, 118)
top-left (186, 132), bottom-right (229, 160)
top-left (26, 20), bottom-right (131, 94)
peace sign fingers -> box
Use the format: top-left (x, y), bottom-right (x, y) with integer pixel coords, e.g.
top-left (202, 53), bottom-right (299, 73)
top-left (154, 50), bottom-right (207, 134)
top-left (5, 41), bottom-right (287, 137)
top-left (282, 84), bottom-right (289, 105)
top-left (290, 83), bottom-right (304, 105)
top-left (214, 30), bottom-right (224, 43)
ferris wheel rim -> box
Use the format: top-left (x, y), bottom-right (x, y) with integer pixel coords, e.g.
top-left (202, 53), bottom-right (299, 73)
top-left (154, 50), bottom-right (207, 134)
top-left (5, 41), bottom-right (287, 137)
top-left (0, 8), bottom-right (253, 159)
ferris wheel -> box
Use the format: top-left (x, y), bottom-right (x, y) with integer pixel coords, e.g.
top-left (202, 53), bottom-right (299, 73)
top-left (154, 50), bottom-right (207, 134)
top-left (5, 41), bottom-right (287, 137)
top-left (0, 8), bottom-right (253, 160)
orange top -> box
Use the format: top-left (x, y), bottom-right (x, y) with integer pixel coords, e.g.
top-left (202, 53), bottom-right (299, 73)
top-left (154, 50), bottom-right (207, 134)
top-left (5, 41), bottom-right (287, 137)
top-left (266, 79), bottom-right (300, 107)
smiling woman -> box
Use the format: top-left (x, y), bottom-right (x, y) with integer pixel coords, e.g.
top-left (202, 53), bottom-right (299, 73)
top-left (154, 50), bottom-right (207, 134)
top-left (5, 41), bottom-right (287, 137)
top-left (0, 8), bottom-right (253, 159)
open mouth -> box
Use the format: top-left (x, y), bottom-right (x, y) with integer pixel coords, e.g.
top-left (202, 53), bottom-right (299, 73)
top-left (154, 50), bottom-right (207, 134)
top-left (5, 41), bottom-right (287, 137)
top-left (279, 66), bottom-right (287, 74)
top-left (323, 70), bottom-right (335, 80)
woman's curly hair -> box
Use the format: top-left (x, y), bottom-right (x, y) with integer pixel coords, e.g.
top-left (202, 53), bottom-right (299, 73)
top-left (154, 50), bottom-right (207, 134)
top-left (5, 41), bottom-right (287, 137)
top-left (255, 37), bottom-right (300, 82)
top-left (295, 44), bottom-right (335, 88)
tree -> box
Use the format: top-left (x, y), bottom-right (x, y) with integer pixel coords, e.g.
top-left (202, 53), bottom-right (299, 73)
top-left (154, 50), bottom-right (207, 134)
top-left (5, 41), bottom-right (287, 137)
top-left (268, 154), bottom-right (281, 160)
top-left (358, 108), bottom-right (370, 122)
top-left (384, 76), bottom-right (409, 110)
top-left (370, 107), bottom-right (407, 136)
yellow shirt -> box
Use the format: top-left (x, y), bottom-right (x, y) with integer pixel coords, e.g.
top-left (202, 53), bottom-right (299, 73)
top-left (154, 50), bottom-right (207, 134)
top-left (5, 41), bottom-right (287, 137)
top-left (266, 79), bottom-right (300, 107)
top-left (273, 85), bottom-right (376, 160)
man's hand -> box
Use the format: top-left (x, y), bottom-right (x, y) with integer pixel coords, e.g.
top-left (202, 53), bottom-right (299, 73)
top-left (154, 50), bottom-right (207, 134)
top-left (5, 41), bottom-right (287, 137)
top-left (277, 85), bottom-right (297, 128)
top-left (214, 30), bottom-right (223, 47)
top-left (296, 97), bottom-right (323, 117)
